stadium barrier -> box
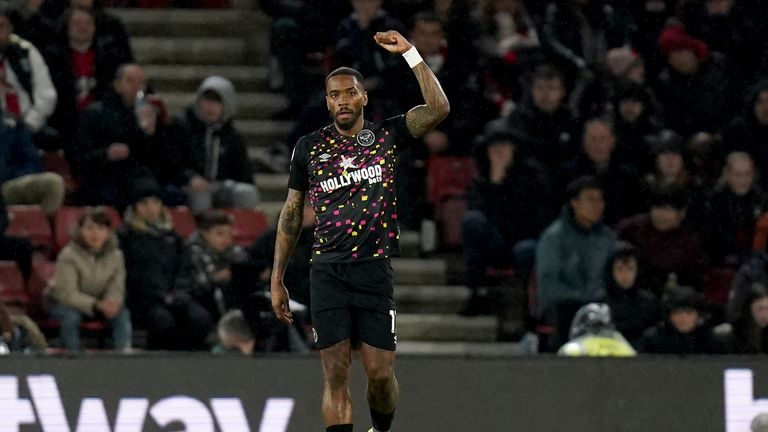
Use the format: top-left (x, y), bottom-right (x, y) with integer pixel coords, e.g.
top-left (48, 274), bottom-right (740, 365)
top-left (1, 355), bottom-right (767, 431)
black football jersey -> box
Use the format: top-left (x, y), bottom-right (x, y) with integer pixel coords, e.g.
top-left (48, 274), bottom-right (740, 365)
top-left (288, 115), bottom-right (414, 262)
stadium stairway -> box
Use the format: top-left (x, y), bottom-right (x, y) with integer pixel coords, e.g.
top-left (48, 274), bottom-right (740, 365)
top-left (114, 8), bottom-right (531, 355)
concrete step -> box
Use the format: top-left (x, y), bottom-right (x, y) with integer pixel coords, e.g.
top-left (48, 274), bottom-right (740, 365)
top-left (396, 339), bottom-right (537, 357)
top-left (159, 91), bottom-right (287, 119)
top-left (394, 285), bottom-right (471, 314)
top-left (111, 8), bottom-right (270, 38)
top-left (239, 119), bottom-right (293, 149)
top-left (145, 65), bottom-right (269, 92)
top-left (397, 313), bottom-right (496, 342)
top-left (392, 258), bottom-right (446, 285)
top-left (133, 37), bottom-right (266, 65)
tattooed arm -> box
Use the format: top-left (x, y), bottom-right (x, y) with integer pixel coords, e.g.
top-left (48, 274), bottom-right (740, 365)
top-left (270, 188), bottom-right (306, 323)
top-left (374, 30), bottom-right (450, 137)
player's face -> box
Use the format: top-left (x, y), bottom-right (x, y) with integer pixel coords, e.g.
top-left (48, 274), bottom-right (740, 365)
top-left (326, 75), bottom-right (367, 132)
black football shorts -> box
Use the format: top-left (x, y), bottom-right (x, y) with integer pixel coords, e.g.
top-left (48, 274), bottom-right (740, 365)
top-left (310, 259), bottom-right (397, 351)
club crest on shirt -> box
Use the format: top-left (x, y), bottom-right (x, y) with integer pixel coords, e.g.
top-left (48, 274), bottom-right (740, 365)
top-left (319, 153), bottom-right (331, 162)
top-left (357, 129), bottom-right (375, 147)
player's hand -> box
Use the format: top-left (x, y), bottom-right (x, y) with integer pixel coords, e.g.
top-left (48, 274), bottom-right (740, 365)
top-left (270, 280), bottom-right (293, 324)
top-left (374, 30), bottom-right (413, 54)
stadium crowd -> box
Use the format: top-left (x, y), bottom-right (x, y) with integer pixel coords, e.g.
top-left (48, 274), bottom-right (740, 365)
top-left (2, 0), bottom-right (768, 355)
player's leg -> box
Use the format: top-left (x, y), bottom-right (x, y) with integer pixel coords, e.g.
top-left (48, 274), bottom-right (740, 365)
top-left (359, 342), bottom-right (398, 432)
top-left (319, 339), bottom-right (354, 430)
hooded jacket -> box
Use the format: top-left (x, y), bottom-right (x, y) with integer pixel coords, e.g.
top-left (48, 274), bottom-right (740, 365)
top-left (166, 76), bottom-right (253, 186)
top-left (45, 228), bottom-right (125, 316)
top-left (535, 206), bottom-right (616, 313)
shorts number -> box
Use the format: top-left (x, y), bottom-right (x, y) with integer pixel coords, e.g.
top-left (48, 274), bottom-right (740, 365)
top-left (389, 310), bottom-right (396, 334)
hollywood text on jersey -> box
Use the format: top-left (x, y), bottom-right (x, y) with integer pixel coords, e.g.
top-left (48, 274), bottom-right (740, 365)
top-left (319, 164), bottom-right (384, 193)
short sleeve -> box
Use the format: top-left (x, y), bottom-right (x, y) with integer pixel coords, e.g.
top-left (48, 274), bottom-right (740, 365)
top-left (385, 114), bottom-right (417, 155)
top-left (288, 137), bottom-right (310, 191)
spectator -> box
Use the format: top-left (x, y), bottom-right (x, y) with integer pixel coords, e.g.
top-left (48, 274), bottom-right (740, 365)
top-left (605, 46), bottom-right (646, 85)
top-left (721, 80), bottom-right (768, 189)
top-left (461, 130), bottom-right (554, 315)
top-left (536, 176), bottom-right (616, 347)
top-left (213, 309), bottom-right (255, 355)
top-left (641, 130), bottom-right (691, 199)
top-left (165, 76), bottom-right (260, 213)
top-left (557, 303), bottom-right (636, 356)
top-left (70, 63), bottom-right (159, 210)
top-left (700, 152), bottom-right (764, 267)
top-left (0, 118), bottom-right (65, 216)
top-left (626, 0), bottom-right (677, 75)
top-left (616, 190), bottom-right (709, 295)
top-left (176, 211), bottom-right (249, 321)
top-left (13, 0), bottom-right (56, 51)
top-left (611, 81), bottom-right (664, 171)
top-left (118, 181), bottom-right (212, 350)
top-left (639, 285), bottom-right (723, 354)
top-left (487, 64), bottom-right (577, 173)
top-left (717, 284), bottom-right (768, 354)
top-left (474, 0), bottom-right (539, 59)
top-left (0, 3), bottom-right (57, 143)
top-left (0, 302), bottom-right (47, 352)
top-left (560, 118), bottom-right (642, 225)
top-left (729, 243), bottom-right (768, 324)
top-left (44, 207), bottom-right (130, 351)
top-left (603, 242), bottom-right (661, 346)
top-left (44, 6), bottom-right (129, 147)
top-left (655, 24), bottom-right (735, 137)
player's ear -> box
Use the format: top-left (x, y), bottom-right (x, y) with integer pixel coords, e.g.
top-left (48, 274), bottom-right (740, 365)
top-left (362, 91), bottom-right (368, 107)
top-left (325, 94), bottom-right (332, 112)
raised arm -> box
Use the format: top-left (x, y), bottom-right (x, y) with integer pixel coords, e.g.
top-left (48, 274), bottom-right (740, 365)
top-left (270, 188), bottom-right (306, 323)
top-left (374, 30), bottom-right (450, 138)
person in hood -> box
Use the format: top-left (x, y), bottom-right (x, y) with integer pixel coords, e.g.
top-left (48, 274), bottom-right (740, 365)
top-left (166, 76), bottom-right (260, 214)
top-left (611, 81), bottom-right (664, 172)
top-left (45, 207), bottom-right (130, 351)
top-left (557, 302), bottom-right (636, 356)
top-left (721, 80), bottom-right (768, 189)
top-left (536, 176), bottom-right (616, 348)
top-left (460, 130), bottom-right (554, 315)
top-left (118, 179), bottom-right (212, 350)
top-left (639, 285), bottom-right (724, 354)
top-left (717, 283), bottom-right (768, 354)
top-left (603, 241), bottom-right (661, 347)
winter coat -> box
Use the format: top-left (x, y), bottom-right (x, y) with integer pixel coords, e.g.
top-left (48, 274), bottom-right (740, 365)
top-left (176, 231), bottom-right (248, 304)
top-left (729, 251), bottom-right (768, 323)
top-left (45, 232), bottom-right (125, 316)
top-left (721, 80), bottom-right (768, 189)
top-left (699, 187), bottom-right (764, 267)
top-left (536, 206), bottom-right (616, 313)
top-left (639, 322), bottom-right (724, 354)
top-left (165, 77), bottom-right (253, 186)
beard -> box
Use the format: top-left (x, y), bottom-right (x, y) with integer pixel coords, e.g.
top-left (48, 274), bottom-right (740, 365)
top-left (333, 107), bottom-right (362, 132)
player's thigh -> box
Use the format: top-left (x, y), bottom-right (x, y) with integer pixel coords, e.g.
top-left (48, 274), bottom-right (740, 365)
top-left (311, 264), bottom-right (354, 349)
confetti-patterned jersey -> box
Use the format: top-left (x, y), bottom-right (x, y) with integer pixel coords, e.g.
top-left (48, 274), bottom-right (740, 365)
top-left (288, 115), bottom-right (414, 263)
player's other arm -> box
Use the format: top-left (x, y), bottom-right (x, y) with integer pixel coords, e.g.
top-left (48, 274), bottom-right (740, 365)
top-left (270, 188), bottom-right (305, 323)
top-left (374, 30), bottom-right (450, 138)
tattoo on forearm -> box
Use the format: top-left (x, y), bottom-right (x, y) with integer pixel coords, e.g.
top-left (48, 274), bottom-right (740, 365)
top-left (273, 189), bottom-right (305, 279)
top-left (406, 62), bottom-right (450, 137)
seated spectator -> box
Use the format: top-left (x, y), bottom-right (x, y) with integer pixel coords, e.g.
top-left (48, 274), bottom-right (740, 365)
top-left (560, 118), bottom-right (642, 225)
top-left (165, 76), bottom-right (260, 213)
top-left (605, 47), bottom-right (646, 85)
top-left (700, 152), bottom-right (764, 268)
top-left (655, 24), bottom-right (735, 137)
top-left (0, 118), bottom-right (64, 217)
top-left (557, 303), bottom-right (636, 357)
top-left (603, 242), bottom-right (661, 347)
top-left (487, 64), bottom-right (577, 173)
top-left (0, 3), bottom-right (58, 147)
top-left (641, 130), bottom-right (691, 198)
top-left (0, 302), bottom-right (47, 352)
top-left (118, 181), bottom-right (212, 350)
top-left (612, 81), bottom-right (664, 171)
top-left (213, 309), bottom-right (255, 355)
top-left (536, 176), bottom-right (616, 348)
top-left (13, 0), bottom-right (57, 52)
top-left (44, 207), bottom-right (130, 351)
top-left (717, 284), bottom-right (768, 354)
top-left (176, 211), bottom-right (249, 320)
top-left (721, 80), bottom-right (768, 189)
top-left (729, 245), bottom-right (768, 324)
top-left (44, 6), bottom-right (129, 147)
top-left (687, 131), bottom-right (723, 189)
top-left (616, 190), bottom-right (708, 295)
top-left (639, 285), bottom-right (723, 354)
top-left (460, 131), bottom-right (553, 315)
top-left (70, 63), bottom-right (159, 210)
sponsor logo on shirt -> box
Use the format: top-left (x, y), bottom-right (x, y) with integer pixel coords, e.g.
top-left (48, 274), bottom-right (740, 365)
top-left (319, 164), bottom-right (384, 193)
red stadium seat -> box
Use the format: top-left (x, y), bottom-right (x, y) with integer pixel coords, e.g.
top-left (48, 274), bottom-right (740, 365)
top-left (7, 205), bottom-right (53, 252)
top-left (222, 208), bottom-right (269, 247)
top-left (42, 151), bottom-right (78, 193)
top-left (54, 207), bottom-right (122, 252)
top-left (434, 197), bottom-right (467, 248)
top-left (0, 261), bottom-right (30, 310)
top-left (703, 267), bottom-right (736, 307)
top-left (168, 206), bottom-right (197, 239)
top-left (753, 212), bottom-right (768, 251)
top-left (426, 156), bottom-right (476, 205)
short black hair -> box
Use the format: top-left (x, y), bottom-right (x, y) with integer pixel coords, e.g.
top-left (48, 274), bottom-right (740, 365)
top-left (566, 176), bottom-right (603, 201)
top-left (79, 207), bottom-right (111, 228)
top-left (325, 67), bottom-right (365, 88)
top-left (612, 241), bottom-right (638, 263)
top-left (532, 64), bottom-right (564, 84)
top-left (648, 189), bottom-right (689, 210)
top-left (198, 210), bottom-right (233, 231)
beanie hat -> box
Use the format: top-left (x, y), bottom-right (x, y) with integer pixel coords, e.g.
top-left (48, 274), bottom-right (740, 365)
top-left (658, 25), bottom-right (709, 62)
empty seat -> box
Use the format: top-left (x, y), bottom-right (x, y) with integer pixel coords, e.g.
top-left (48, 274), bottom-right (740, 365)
top-left (168, 206), bottom-right (197, 239)
top-left (434, 197), bottom-right (467, 249)
top-left (703, 267), bottom-right (736, 307)
top-left (54, 207), bottom-right (123, 252)
top-left (222, 208), bottom-right (269, 247)
top-left (7, 205), bottom-right (53, 252)
top-left (426, 156), bottom-right (476, 205)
